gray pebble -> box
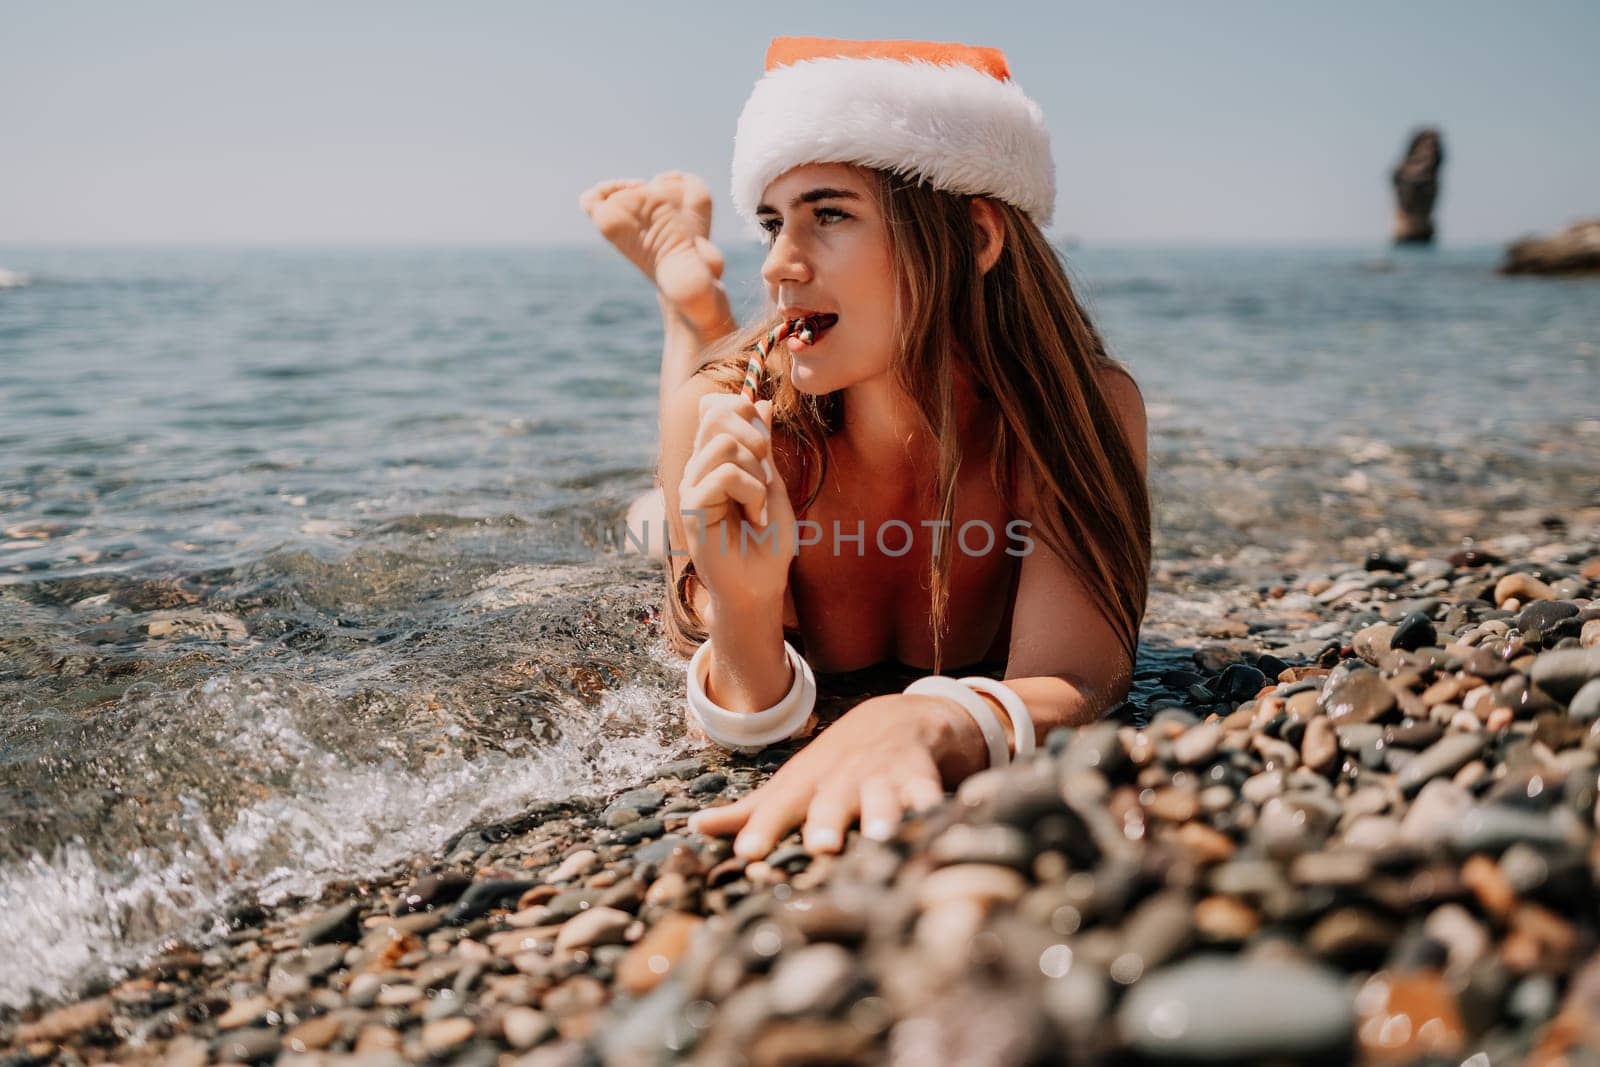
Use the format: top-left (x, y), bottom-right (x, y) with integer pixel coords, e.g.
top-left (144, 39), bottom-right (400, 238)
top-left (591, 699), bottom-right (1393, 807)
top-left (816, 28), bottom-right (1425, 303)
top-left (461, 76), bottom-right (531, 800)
top-left (300, 902), bottom-right (360, 946)
top-left (1118, 955), bottom-right (1352, 1060)
top-left (1530, 648), bottom-right (1600, 702)
top-left (1397, 733), bottom-right (1486, 796)
top-left (1568, 678), bottom-right (1600, 722)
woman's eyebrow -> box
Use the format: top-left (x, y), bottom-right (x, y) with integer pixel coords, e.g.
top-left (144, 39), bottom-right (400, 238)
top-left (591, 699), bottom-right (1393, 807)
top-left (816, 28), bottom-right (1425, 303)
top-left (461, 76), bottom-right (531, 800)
top-left (755, 187), bottom-right (863, 215)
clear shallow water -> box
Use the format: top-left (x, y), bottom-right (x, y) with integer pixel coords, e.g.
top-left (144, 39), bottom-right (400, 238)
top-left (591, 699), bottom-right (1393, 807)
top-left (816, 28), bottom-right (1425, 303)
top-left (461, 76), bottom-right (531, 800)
top-left (0, 243), bottom-right (1595, 1010)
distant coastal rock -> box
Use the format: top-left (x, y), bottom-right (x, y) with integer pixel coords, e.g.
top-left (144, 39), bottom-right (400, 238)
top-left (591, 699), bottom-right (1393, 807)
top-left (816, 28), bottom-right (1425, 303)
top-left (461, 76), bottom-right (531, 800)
top-left (1391, 127), bottom-right (1444, 245)
top-left (1500, 218), bottom-right (1600, 275)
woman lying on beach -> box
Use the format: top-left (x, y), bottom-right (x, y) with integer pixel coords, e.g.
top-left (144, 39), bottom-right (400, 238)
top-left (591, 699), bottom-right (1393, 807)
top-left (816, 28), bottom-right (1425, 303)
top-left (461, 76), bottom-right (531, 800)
top-left (579, 37), bottom-right (1150, 862)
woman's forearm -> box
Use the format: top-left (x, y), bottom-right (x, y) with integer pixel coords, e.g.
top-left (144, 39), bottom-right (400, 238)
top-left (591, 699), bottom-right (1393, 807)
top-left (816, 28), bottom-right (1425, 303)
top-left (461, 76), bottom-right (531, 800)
top-left (702, 589), bottom-right (791, 713)
top-left (655, 292), bottom-right (737, 426)
top-left (929, 673), bottom-right (1124, 783)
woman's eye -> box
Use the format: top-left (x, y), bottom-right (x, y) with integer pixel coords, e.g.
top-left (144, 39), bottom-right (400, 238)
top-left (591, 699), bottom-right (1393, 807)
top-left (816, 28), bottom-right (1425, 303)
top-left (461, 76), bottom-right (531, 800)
top-left (759, 209), bottom-right (847, 245)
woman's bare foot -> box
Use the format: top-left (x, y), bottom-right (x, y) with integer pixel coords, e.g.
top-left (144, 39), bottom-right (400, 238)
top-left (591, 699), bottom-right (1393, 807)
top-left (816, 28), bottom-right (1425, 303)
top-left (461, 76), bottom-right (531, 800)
top-left (579, 172), bottom-right (733, 339)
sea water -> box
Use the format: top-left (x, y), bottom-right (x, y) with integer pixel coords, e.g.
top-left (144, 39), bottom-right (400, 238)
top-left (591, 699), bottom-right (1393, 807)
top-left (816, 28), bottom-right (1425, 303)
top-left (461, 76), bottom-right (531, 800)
top-left (0, 243), bottom-right (1594, 1009)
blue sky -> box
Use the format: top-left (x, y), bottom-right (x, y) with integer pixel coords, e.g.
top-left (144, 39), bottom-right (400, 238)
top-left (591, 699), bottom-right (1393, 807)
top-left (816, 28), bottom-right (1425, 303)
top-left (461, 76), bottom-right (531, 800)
top-left (2, 1), bottom-right (1595, 246)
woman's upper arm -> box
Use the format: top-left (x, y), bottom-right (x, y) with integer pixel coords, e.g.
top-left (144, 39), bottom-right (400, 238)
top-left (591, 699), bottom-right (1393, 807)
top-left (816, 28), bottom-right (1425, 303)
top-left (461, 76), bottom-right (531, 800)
top-left (1101, 364), bottom-right (1148, 480)
top-left (1002, 364), bottom-right (1146, 695)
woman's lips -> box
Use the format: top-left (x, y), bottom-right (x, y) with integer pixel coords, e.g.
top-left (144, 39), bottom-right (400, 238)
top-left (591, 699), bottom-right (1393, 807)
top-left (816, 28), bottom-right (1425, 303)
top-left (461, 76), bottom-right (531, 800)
top-left (788, 313), bottom-right (839, 352)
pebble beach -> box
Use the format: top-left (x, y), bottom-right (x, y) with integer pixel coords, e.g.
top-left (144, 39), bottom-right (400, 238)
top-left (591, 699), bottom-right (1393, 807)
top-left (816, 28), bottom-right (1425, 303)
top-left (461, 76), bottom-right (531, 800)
top-left (1, 246), bottom-right (1596, 1065)
top-left (7, 521), bottom-right (1600, 1065)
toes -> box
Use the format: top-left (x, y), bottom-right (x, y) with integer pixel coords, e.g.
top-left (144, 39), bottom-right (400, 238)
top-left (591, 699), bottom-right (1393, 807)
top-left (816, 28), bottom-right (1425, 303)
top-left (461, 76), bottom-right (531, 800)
top-left (694, 236), bottom-right (725, 280)
top-left (649, 172), bottom-right (685, 199)
top-left (579, 179), bottom-right (642, 216)
top-left (679, 173), bottom-right (714, 228)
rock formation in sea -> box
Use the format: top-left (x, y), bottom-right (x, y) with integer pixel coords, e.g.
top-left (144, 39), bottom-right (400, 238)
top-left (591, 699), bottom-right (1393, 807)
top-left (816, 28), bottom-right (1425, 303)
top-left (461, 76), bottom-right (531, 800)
top-left (1501, 218), bottom-right (1600, 275)
top-left (1391, 128), bottom-right (1444, 246)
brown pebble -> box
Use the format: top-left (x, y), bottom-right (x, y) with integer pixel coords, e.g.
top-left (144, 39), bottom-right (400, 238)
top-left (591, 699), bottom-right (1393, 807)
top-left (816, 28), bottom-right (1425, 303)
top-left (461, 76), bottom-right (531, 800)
top-left (1301, 716), bottom-right (1339, 773)
top-left (501, 1006), bottom-right (555, 1051)
top-left (1323, 671), bottom-right (1397, 724)
top-left (1495, 572), bottom-right (1553, 606)
top-left (1144, 786), bottom-right (1199, 822)
top-left (13, 997), bottom-right (113, 1044)
top-left (1582, 619), bottom-right (1600, 649)
top-left (1461, 854), bottom-right (1515, 918)
top-left (917, 864), bottom-right (1028, 910)
top-left (354, 1025), bottom-right (402, 1053)
top-left (1356, 970), bottom-right (1464, 1063)
top-left (1193, 895), bottom-right (1259, 941)
top-left (1513, 902), bottom-right (1578, 971)
top-left (516, 884), bottom-right (560, 911)
top-left (216, 994), bottom-right (274, 1030)
top-left (554, 906), bottom-right (634, 953)
top-left (1307, 908), bottom-right (1398, 959)
top-left (283, 1014), bottom-right (342, 1053)
top-left (1174, 821), bottom-right (1237, 864)
top-left (1286, 689), bottom-right (1321, 720)
top-left (616, 911), bottom-right (703, 995)
top-left (421, 1017), bottom-right (476, 1056)
top-left (706, 857), bottom-right (746, 887)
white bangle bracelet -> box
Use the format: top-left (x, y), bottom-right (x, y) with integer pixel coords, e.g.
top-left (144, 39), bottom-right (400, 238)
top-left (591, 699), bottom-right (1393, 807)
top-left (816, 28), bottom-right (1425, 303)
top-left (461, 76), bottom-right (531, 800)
top-left (958, 677), bottom-right (1035, 759)
top-left (904, 675), bottom-right (1010, 770)
top-left (686, 639), bottom-right (816, 753)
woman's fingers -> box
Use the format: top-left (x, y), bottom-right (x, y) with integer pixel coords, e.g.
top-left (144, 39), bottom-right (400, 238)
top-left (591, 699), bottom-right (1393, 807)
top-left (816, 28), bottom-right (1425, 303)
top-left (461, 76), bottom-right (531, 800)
top-left (696, 394), bottom-right (771, 458)
top-left (900, 775), bottom-right (947, 816)
top-left (859, 776), bottom-right (902, 842)
top-left (732, 782), bottom-right (813, 861)
top-left (687, 462), bottom-right (768, 529)
top-left (681, 433), bottom-right (766, 489)
top-left (801, 779), bottom-right (858, 855)
top-left (686, 792), bottom-right (758, 837)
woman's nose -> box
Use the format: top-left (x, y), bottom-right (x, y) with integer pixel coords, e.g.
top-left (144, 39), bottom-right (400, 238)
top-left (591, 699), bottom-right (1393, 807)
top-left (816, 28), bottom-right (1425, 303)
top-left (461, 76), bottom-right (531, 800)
top-left (760, 230), bottom-right (811, 288)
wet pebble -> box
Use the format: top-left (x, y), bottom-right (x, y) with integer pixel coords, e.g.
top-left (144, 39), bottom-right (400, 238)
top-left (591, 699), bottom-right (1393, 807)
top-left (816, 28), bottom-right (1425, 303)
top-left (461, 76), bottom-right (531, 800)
top-left (1322, 670), bottom-right (1396, 724)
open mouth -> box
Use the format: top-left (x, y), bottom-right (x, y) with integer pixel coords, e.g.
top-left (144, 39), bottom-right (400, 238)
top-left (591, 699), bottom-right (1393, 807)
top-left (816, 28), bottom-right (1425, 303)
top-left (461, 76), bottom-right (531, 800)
top-left (793, 313), bottom-right (839, 345)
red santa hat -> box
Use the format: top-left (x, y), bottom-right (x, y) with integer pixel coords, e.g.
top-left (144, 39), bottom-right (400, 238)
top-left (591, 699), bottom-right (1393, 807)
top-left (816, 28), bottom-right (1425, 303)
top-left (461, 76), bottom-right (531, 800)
top-left (731, 37), bottom-right (1056, 229)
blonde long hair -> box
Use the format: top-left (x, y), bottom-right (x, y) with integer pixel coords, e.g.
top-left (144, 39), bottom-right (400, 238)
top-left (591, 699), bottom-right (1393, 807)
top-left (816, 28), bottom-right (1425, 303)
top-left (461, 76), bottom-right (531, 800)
top-left (663, 167), bottom-right (1150, 677)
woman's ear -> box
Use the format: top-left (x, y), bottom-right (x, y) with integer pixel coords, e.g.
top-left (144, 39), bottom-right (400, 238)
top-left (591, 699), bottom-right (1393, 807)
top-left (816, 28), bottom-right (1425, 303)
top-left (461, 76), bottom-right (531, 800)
top-left (971, 197), bottom-right (1005, 274)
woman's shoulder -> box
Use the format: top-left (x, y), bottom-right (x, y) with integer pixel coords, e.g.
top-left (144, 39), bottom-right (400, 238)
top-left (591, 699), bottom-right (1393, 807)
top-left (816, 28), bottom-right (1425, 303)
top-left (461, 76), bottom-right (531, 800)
top-left (1096, 362), bottom-right (1147, 476)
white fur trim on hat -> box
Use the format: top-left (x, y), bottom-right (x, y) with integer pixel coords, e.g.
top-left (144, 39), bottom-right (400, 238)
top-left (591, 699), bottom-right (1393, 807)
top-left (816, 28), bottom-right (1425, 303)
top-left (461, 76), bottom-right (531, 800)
top-left (731, 56), bottom-right (1055, 230)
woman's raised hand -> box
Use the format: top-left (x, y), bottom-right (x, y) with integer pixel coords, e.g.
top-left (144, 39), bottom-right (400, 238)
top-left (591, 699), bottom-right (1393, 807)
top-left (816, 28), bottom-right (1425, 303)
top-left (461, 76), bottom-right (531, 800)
top-left (677, 394), bottom-right (797, 606)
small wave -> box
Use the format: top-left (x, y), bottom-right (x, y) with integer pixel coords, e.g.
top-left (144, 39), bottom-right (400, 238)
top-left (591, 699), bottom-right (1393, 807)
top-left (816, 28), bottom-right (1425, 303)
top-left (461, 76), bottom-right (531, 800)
top-left (0, 268), bottom-right (31, 290)
top-left (0, 669), bottom-right (694, 1011)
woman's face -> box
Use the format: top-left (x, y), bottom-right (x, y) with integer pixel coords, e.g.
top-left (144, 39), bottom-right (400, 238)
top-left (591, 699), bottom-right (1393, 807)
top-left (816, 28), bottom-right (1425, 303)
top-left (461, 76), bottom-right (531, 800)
top-left (758, 163), bottom-right (898, 395)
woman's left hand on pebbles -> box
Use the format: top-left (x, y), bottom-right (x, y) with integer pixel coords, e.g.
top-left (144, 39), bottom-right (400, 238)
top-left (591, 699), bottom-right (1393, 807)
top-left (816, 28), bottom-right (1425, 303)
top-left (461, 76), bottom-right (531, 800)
top-left (686, 693), bottom-right (960, 860)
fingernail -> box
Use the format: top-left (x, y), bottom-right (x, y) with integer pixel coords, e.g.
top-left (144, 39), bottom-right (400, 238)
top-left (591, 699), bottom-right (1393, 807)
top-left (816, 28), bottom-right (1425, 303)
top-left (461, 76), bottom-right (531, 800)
top-left (748, 414), bottom-right (770, 438)
top-left (762, 458), bottom-right (775, 483)
top-left (686, 813), bottom-right (703, 834)
top-left (807, 828), bottom-right (840, 851)
top-left (758, 504), bottom-right (768, 527)
top-left (863, 819), bottom-right (895, 842)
